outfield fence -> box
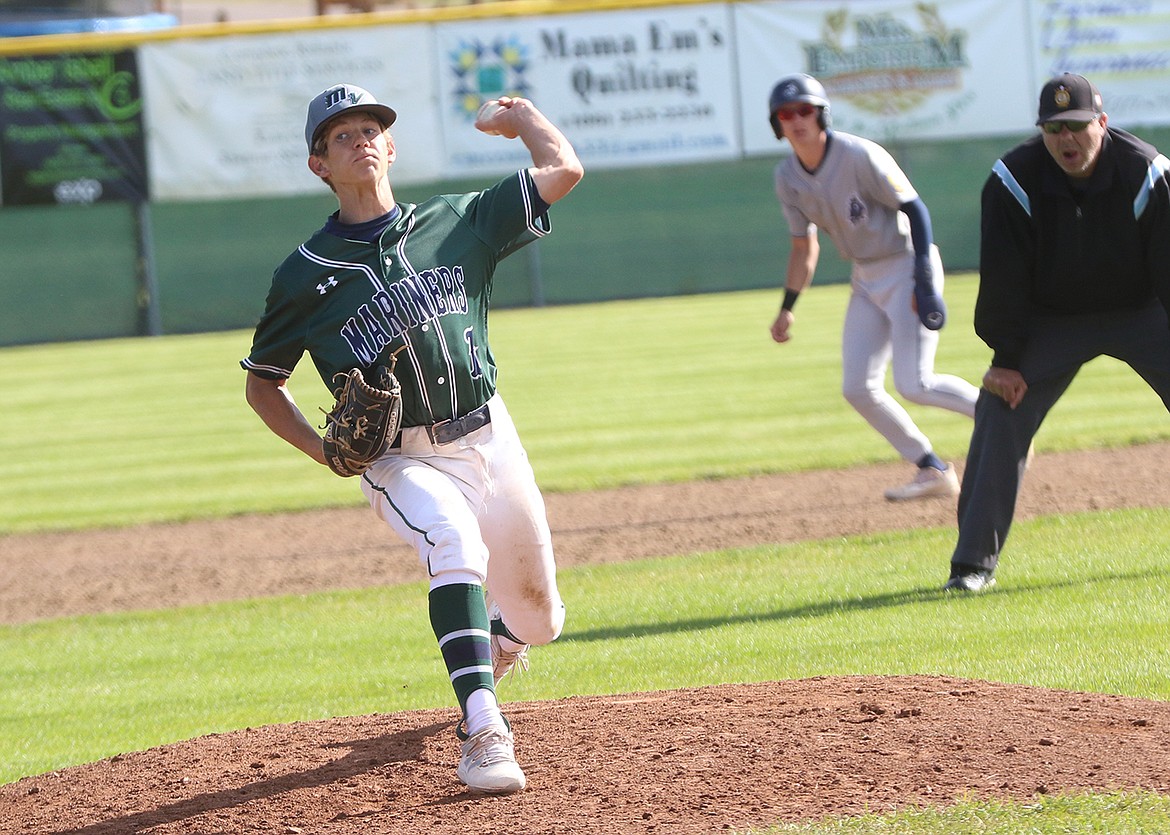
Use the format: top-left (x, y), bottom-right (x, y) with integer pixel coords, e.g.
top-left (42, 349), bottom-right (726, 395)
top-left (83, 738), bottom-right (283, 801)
top-left (3, 0), bottom-right (1170, 345)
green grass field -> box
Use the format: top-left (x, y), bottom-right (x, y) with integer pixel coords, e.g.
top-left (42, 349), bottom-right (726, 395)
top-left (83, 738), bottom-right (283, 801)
top-left (2, 280), bottom-right (1169, 832)
top-left (3, 276), bottom-right (1167, 533)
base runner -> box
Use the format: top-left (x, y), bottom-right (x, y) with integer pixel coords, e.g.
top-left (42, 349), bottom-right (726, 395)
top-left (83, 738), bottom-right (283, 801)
top-left (766, 73), bottom-right (979, 501)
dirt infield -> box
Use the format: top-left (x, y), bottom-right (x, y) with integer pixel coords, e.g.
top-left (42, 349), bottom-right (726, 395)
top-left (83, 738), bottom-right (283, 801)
top-left (3, 444), bottom-right (1169, 833)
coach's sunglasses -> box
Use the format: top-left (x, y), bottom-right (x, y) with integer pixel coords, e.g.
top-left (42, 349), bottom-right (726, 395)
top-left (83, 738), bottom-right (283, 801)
top-left (776, 104), bottom-right (818, 121)
top-left (1041, 116), bottom-right (1098, 134)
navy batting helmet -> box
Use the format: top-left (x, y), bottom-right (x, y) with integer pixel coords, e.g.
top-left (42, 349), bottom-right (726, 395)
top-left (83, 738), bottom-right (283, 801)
top-left (768, 74), bottom-right (831, 138)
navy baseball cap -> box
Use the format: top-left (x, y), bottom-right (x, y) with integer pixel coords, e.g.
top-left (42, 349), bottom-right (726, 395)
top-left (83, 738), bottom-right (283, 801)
top-left (1036, 73), bottom-right (1103, 125)
top-left (305, 83), bottom-right (397, 152)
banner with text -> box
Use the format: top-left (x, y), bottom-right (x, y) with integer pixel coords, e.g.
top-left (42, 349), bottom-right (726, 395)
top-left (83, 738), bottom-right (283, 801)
top-left (138, 26), bottom-right (444, 201)
top-left (44, 0), bottom-right (1170, 204)
top-left (1031, 0), bottom-right (1170, 129)
top-left (735, 0), bottom-right (1035, 156)
top-left (0, 50), bottom-right (148, 206)
top-left (434, 3), bottom-right (738, 177)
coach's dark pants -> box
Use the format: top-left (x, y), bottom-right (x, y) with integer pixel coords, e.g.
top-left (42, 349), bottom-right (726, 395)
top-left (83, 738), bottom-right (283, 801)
top-left (951, 301), bottom-right (1170, 575)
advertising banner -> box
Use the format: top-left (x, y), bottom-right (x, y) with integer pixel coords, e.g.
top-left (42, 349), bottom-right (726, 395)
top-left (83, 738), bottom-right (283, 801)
top-left (735, 0), bottom-right (1035, 155)
top-left (434, 3), bottom-right (739, 176)
top-left (0, 50), bottom-right (149, 206)
top-left (138, 26), bottom-right (443, 201)
top-left (1031, 0), bottom-right (1170, 128)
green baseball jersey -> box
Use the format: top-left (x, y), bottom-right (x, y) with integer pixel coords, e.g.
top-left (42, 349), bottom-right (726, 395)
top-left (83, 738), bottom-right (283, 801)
top-left (242, 170), bottom-right (550, 426)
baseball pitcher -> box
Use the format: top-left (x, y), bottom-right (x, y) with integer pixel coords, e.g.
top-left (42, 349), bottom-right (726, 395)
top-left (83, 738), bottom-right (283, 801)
top-left (241, 84), bottom-right (583, 793)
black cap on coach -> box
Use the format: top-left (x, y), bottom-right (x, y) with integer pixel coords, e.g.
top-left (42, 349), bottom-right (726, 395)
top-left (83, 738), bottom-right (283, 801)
top-left (1036, 73), bottom-right (1103, 125)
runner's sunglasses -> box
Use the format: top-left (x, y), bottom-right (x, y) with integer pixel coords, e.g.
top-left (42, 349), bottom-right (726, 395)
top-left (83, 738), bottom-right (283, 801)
top-left (775, 104), bottom-right (818, 121)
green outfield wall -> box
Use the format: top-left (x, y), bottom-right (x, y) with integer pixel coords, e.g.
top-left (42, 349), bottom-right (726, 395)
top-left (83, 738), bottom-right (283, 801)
top-left (5, 128), bottom-right (1169, 346)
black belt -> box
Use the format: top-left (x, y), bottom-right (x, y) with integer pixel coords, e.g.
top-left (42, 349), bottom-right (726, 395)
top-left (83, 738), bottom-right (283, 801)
top-left (390, 402), bottom-right (492, 449)
top-left (429, 402), bottom-right (491, 444)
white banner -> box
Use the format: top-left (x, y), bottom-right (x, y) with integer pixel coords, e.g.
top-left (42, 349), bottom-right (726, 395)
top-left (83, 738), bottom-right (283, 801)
top-left (1030, 0), bottom-right (1170, 129)
top-left (138, 26), bottom-right (444, 201)
top-left (433, 4), bottom-right (739, 177)
top-left (126, 0), bottom-right (1170, 201)
top-left (736, 0), bottom-right (1035, 155)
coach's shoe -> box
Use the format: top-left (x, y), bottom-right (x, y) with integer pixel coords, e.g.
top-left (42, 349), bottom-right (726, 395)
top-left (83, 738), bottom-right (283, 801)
top-left (458, 726), bottom-right (526, 794)
top-left (943, 568), bottom-right (996, 593)
top-left (491, 634), bottom-right (530, 686)
top-left (884, 464), bottom-right (959, 501)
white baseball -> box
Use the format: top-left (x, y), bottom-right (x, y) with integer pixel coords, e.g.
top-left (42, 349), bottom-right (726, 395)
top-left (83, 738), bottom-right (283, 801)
top-left (476, 100), bottom-right (506, 135)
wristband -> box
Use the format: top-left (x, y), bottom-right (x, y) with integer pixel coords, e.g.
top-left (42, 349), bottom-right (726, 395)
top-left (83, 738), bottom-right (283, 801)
top-left (781, 288), bottom-right (800, 312)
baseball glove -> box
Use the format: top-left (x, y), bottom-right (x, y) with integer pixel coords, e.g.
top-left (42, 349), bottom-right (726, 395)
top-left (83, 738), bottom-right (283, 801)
top-left (320, 365), bottom-right (402, 477)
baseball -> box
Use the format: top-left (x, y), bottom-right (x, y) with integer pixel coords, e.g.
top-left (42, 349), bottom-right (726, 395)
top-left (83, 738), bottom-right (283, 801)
top-left (476, 99), bottom-right (506, 135)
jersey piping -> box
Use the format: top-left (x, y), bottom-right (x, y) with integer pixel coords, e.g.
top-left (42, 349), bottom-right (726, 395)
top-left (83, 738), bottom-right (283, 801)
top-left (392, 211), bottom-right (454, 418)
top-left (992, 159), bottom-right (1031, 217)
top-left (995, 151), bottom-right (1170, 221)
top-left (241, 358), bottom-right (293, 378)
top-left (1135, 154), bottom-right (1170, 219)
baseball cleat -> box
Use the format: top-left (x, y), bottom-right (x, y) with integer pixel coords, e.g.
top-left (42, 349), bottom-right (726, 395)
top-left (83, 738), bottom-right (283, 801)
top-left (458, 727), bottom-right (526, 794)
top-left (884, 463), bottom-right (959, 501)
top-left (491, 634), bottom-right (530, 686)
top-left (943, 569), bottom-right (996, 593)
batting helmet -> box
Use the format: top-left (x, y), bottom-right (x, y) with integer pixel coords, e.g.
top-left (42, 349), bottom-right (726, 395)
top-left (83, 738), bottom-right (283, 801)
top-left (768, 74), bottom-right (831, 138)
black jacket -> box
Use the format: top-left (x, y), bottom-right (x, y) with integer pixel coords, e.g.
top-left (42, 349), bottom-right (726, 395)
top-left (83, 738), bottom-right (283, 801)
top-left (977, 127), bottom-right (1170, 369)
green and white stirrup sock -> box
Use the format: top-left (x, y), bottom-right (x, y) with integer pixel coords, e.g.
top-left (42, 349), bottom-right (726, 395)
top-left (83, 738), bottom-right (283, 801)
top-left (428, 582), bottom-right (505, 738)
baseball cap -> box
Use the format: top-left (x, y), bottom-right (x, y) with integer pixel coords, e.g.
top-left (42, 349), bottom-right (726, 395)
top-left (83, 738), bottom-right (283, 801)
top-left (1036, 73), bottom-right (1103, 125)
top-left (305, 83), bottom-right (397, 152)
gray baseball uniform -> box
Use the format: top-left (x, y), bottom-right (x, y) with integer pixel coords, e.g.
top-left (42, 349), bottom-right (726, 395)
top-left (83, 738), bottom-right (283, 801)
top-left (774, 130), bottom-right (978, 464)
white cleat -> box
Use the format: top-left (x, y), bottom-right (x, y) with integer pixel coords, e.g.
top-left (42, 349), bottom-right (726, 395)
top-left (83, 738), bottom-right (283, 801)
top-left (458, 727), bottom-right (526, 794)
top-left (491, 634), bottom-right (530, 686)
top-left (487, 599), bottom-right (530, 686)
top-left (884, 463), bottom-right (959, 501)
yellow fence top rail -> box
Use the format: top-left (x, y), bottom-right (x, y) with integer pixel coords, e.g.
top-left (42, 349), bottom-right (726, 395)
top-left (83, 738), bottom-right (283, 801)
top-left (0, 0), bottom-right (725, 56)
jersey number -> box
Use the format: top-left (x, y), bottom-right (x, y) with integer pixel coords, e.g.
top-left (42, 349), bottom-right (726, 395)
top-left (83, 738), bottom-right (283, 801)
top-left (463, 327), bottom-right (484, 379)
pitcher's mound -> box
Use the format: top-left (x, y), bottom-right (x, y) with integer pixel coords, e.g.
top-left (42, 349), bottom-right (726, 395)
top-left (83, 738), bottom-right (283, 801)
top-left (5, 675), bottom-right (1169, 834)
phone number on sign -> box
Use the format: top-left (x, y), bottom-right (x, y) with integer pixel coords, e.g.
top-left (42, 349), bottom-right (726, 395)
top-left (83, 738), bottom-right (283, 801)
top-left (564, 103), bottom-right (715, 130)
top-left (619, 103), bottom-right (714, 124)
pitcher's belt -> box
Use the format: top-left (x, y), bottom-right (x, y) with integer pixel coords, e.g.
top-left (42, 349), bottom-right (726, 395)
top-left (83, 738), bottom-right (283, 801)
top-left (392, 403), bottom-right (492, 447)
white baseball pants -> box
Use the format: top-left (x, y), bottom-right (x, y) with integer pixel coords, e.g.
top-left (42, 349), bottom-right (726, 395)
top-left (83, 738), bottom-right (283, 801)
top-left (361, 393), bottom-right (565, 646)
top-left (841, 246), bottom-right (978, 463)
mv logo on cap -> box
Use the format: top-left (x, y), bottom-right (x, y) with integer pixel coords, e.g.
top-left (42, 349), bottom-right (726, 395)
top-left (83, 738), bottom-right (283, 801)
top-left (1054, 86), bottom-right (1071, 108)
top-left (325, 86), bottom-right (361, 111)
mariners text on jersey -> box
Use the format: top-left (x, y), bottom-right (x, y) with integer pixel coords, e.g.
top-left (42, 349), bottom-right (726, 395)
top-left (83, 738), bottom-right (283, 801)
top-left (332, 264), bottom-right (470, 366)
